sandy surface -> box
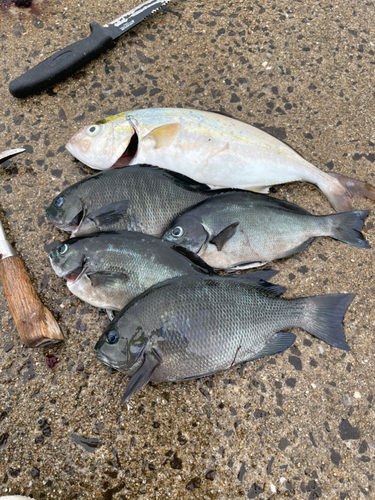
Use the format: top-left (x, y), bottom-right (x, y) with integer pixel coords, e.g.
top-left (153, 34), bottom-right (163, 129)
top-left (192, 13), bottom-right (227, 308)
top-left (0, 0), bottom-right (374, 498)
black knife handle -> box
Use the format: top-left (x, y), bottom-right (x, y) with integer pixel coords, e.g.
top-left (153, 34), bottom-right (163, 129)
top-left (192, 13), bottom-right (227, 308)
top-left (9, 22), bottom-right (116, 98)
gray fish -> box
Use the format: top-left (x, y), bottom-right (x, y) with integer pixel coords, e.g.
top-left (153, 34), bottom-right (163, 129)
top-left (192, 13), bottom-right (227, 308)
top-left (45, 165), bottom-right (214, 237)
top-left (49, 230), bottom-right (279, 312)
top-left (95, 274), bottom-right (354, 403)
top-left (162, 192), bottom-right (370, 270)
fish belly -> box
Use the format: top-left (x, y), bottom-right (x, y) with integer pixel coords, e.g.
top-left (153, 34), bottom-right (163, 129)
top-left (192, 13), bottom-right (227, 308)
top-left (68, 276), bottom-right (123, 311)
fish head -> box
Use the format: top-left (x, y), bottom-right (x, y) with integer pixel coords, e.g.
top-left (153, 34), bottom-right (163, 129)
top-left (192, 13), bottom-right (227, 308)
top-left (46, 189), bottom-right (85, 233)
top-left (162, 215), bottom-right (209, 254)
top-left (49, 239), bottom-right (89, 283)
top-left (95, 313), bottom-right (148, 374)
top-left (66, 114), bottom-right (137, 170)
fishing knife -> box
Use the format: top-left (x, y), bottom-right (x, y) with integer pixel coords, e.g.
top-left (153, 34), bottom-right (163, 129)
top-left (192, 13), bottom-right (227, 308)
top-left (0, 148), bottom-right (64, 347)
top-left (9, 0), bottom-right (170, 98)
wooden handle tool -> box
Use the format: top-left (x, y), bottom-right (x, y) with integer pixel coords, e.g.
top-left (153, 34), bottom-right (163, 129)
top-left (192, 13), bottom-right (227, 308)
top-left (0, 148), bottom-right (64, 347)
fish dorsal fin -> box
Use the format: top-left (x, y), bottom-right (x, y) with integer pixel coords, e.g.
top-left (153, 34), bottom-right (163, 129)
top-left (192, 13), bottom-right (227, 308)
top-left (121, 349), bottom-right (162, 404)
top-left (243, 270), bottom-right (279, 281)
top-left (171, 245), bottom-right (216, 275)
top-left (269, 198), bottom-right (311, 215)
top-left (135, 164), bottom-right (213, 192)
top-left (230, 273), bottom-right (286, 297)
top-left (210, 190), bottom-right (311, 215)
top-left (144, 123), bottom-right (181, 149)
top-left (88, 200), bottom-right (130, 229)
top-left (210, 222), bottom-right (239, 251)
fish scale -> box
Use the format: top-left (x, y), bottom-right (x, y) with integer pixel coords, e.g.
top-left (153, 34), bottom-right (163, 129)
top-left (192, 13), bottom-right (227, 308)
top-left (162, 191), bottom-right (370, 270)
top-left (66, 107), bottom-right (375, 212)
top-left (95, 275), bottom-right (354, 402)
top-left (46, 165), bottom-right (213, 237)
top-left (49, 231), bottom-right (217, 311)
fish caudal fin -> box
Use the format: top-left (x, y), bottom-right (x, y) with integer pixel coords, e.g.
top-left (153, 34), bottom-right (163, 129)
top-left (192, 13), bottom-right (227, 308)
top-left (320, 172), bottom-right (375, 212)
top-left (299, 293), bottom-right (354, 350)
top-left (325, 210), bottom-right (371, 248)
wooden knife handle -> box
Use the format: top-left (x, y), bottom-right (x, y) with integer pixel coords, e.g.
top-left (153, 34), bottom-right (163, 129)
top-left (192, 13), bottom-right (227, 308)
top-left (0, 256), bottom-right (64, 347)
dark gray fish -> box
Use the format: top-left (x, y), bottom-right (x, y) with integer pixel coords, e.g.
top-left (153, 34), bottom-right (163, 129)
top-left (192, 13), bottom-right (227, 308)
top-left (45, 165), bottom-right (215, 237)
top-left (49, 230), bottom-right (279, 311)
top-left (162, 192), bottom-right (370, 270)
top-left (95, 274), bottom-right (354, 403)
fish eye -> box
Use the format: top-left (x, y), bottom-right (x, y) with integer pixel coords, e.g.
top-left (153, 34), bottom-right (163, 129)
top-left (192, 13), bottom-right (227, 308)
top-left (171, 226), bottom-right (184, 238)
top-left (53, 196), bottom-right (64, 207)
top-left (107, 330), bottom-right (119, 345)
top-left (87, 124), bottom-right (101, 137)
top-left (58, 243), bottom-right (69, 255)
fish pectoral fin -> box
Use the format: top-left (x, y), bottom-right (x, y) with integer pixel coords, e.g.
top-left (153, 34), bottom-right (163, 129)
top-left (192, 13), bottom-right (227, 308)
top-left (121, 349), bottom-right (162, 404)
top-left (244, 332), bottom-right (296, 362)
top-left (88, 200), bottom-right (130, 229)
top-left (144, 123), bottom-right (181, 150)
top-left (171, 245), bottom-right (216, 275)
top-left (210, 222), bottom-right (239, 251)
top-left (87, 271), bottom-right (130, 289)
top-left (229, 272), bottom-right (286, 297)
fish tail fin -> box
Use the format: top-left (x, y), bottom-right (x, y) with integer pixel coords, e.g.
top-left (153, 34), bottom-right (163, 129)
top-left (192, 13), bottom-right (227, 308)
top-left (323, 210), bottom-right (370, 248)
top-left (298, 293), bottom-right (354, 350)
top-left (318, 172), bottom-right (375, 212)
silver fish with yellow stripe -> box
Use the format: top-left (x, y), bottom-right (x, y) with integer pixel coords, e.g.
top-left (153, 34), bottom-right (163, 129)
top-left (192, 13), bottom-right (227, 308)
top-left (66, 108), bottom-right (375, 212)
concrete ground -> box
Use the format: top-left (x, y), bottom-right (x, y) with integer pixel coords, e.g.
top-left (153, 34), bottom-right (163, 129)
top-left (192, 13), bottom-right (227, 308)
top-left (0, 0), bottom-right (374, 498)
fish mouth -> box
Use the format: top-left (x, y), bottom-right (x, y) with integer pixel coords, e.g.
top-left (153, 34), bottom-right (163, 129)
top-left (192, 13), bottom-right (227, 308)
top-left (63, 257), bottom-right (88, 283)
top-left (96, 352), bottom-right (112, 367)
top-left (96, 352), bottom-right (128, 373)
top-left (111, 128), bottom-right (139, 168)
top-left (48, 209), bottom-right (85, 234)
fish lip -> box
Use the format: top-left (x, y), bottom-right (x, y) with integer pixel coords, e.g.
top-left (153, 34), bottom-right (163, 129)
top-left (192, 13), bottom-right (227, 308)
top-left (96, 352), bottom-right (112, 366)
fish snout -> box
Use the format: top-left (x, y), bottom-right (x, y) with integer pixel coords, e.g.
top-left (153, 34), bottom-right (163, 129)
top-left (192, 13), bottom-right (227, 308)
top-left (67, 134), bottom-right (91, 154)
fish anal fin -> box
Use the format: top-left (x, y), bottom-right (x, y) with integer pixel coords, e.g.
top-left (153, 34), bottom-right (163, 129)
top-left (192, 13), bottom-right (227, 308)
top-left (245, 186), bottom-right (270, 194)
top-left (227, 261), bottom-right (268, 271)
top-left (121, 349), bottom-right (162, 404)
top-left (145, 123), bottom-right (181, 149)
top-left (245, 332), bottom-right (296, 362)
top-left (88, 200), bottom-right (129, 229)
top-left (279, 237), bottom-right (314, 260)
top-left (210, 222), bottom-right (239, 251)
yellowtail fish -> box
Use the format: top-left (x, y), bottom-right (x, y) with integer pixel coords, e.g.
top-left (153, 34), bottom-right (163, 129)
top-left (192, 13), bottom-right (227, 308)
top-left (66, 108), bottom-right (375, 212)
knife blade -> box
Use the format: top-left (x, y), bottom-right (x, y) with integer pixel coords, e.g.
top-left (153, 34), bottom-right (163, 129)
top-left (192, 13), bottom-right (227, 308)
top-left (9, 0), bottom-right (170, 99)
top-left (0, 148), bottom-right (26, 164)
